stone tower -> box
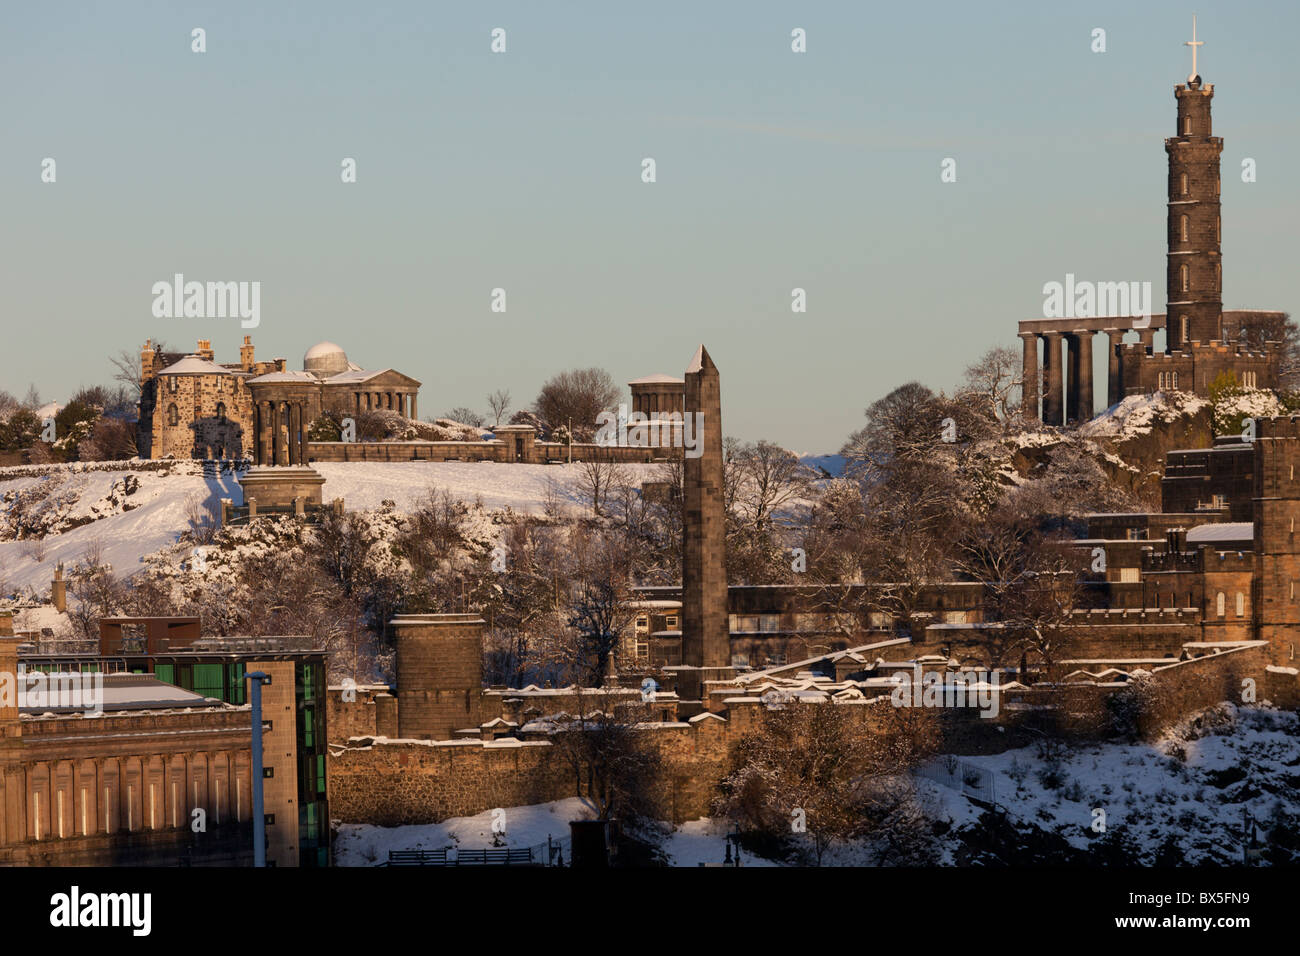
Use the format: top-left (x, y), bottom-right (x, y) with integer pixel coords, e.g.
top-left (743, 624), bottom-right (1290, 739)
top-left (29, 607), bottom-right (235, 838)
top-left (391, 613), bottom-right (485, 740)
top-left (1252, 419), bottom-right (1300, 667)
top-left (679, 345), bottom-right (732, 706)
top-left (1165, 37), bottom-right (1223, 352)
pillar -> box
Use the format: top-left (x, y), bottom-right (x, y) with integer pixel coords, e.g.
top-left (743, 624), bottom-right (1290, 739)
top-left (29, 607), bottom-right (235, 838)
top-left (410, 394), bottom-right (417, 420)
top-left (1019, 332), bottom-right (1040, 421)
top-left (1065, 334), bottom-right (1081, 423)
top-left (259, 402), bottom-right (273, 466)
top-left (1106, 330), bottom-right (1124, 408)
top-left (1042, 332), bottom-right (1064, 426)
top-left (272, 402), bottom-right (283, 466)
top-left (290, 403), bottom-right (302, 465)
top-left (1076, 331), bottom-right (1093, 422)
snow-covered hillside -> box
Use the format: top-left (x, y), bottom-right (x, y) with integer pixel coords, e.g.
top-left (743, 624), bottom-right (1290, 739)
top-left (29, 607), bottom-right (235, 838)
top-left (0, 461), bottom-right (658, 596)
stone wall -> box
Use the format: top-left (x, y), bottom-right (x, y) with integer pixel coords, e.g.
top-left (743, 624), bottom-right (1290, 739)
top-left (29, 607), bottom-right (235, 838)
top-left (327, 715), bottom-right (729, 825)
top-left (307, 440), bottom-right (674, 464)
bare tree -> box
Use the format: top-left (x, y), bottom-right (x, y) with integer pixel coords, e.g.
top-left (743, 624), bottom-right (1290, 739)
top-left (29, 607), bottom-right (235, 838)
top-left (960, 346), bottom-right (1022, 423)
top-left (443, 407), bottom-right (485, 428)
top-left (732, 440), bottom-right (816, 530)
top-left (565, 530), bottom-right (636, 685)
top-left (487, 389), bottom-right (512, 428)
top-left (716, 700), bottom-right (938, 865)
top-left (534, 368), bottom-right (619, 441)
top-left (549, 696), bottom-right (665, 824)
top-left (578, 460), bottom-right (629, 518)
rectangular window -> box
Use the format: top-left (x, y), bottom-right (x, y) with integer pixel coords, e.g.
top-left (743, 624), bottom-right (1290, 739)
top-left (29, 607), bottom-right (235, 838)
top-left (192, 663), bottom-right (224, 699)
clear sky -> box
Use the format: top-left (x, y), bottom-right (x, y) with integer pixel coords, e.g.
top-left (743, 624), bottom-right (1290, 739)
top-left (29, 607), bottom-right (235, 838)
top-left (2, 1), bottom-right (1296, 452)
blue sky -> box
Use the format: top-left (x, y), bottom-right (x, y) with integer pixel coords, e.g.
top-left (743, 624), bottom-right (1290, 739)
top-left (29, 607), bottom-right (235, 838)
top-left (2, 1), bottom-right (1296, 451)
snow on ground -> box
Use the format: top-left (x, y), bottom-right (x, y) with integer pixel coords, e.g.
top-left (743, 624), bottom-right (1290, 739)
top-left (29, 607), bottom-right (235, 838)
top-left (0, 465), bottom-right (238, 594)
top-left (334, 798), bottom-right (782, 867)
top-left (917, 704), bottom-right (1299, 864)
top-left (333, 797), bottom-right (595, 866)
top-left (0, 460), bottom-right (659, 596)
top-left (1079, 391), bottom-right (1209, 441)
top-left (313, 461), bottom-right (658, 514)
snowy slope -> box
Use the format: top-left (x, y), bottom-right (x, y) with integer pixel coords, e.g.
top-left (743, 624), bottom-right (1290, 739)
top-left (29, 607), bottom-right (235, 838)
top-left (0, 461), bottom-right (659, 596)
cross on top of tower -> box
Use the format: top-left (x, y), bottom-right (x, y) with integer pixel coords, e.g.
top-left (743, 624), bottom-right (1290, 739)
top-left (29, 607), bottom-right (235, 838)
top-left (1185, 15), bottom-right (1204, 83)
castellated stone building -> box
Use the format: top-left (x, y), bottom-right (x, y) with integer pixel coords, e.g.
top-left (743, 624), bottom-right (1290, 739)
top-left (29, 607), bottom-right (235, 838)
top-left (137, 337), bottom-right (421, 460)
top-left (1020, 62), bottom-right (1283, 424)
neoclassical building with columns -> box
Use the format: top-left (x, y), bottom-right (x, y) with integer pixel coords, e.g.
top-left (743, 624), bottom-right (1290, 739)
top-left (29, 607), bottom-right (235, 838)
top-left (1019, 52), bottom-right (1282, 426)
top-left (137, 337), bottom-right (420, 461)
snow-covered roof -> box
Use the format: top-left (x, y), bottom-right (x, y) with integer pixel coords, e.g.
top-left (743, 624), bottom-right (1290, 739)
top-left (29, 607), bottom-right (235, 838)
top-left (1186, 522), bottom-right (1254, 544)
top-left (157, 354), bottom-right (232, 376)
top-left (628, 373), bottom-right (684, 385)
top-left (247, 370), bottom-right (318, 384)
top-left (325, 368), bottom-right (394, 384)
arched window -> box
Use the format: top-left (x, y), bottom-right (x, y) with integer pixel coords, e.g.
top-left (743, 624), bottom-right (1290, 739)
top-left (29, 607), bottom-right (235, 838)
top-left (1236, 592), bottom-right (1245, 617)
top-left (1181, 214), bottom-right (1189, 241)
top-left (1181, 315), bottom-right (1189, 345)
top-left (167, 403), bottom-right (179, 427)
top-left (1180, 172), bottom-right (1189, 196)
top-left (1183, 115), bottom-right (1192, 135)
top-left (168, 376), bottom-right (178, 393)
top-left (1216, 592), bottom-right (1226, 617)
top-left (216, 402), bottom-right (226, 421)
top-left (1172, 371), bottom-right (1179, 389)
top-left (1181, 265), bottom-right (1190, 292)
top-left (1215, 262), bottom-right (1221, 291)
top-left (1158, 372), bottom-right (1165, 390)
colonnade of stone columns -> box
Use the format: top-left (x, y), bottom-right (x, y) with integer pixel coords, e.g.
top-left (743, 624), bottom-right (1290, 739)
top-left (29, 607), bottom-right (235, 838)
top-left (352, 391), bottom-right (416, 418)
top-left (1020, 327), bottom-right (1156, 425)
top-left (253, 399), bottom-right (308, 466)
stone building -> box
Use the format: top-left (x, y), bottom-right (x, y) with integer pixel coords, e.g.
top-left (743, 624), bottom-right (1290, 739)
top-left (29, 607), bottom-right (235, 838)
top-left (137, 337), bottom-right (421, 460)
top-left (0, 616), bottom-right (329, 867)
top-left (1020, 43), bottom-right (1283, 424)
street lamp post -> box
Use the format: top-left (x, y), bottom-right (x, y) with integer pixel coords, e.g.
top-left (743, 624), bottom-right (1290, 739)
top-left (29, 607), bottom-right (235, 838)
top-left (244, 671), bottom-right (271, 867)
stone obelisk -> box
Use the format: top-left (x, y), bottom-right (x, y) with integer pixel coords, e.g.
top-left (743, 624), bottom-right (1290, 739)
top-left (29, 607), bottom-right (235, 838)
top-left (679, 345), bottom-right (732, 708)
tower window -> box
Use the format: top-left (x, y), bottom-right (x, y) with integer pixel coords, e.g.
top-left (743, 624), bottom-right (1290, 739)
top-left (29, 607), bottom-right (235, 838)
top-left (1183, 115), bottom-right (1192, 135)
top-left (1181, 215), bottom-right (1189, 242)
top-left (1181, 265), bottom-right (1190, 292)
top-left (216, 402), bottom-right (226, 421)
top-left (1215, 262), bottom-right (1221, 291)
top-left (1180, 172), bottom-right (1189, 196)
top-left (1216, 215), bottom-right (1220, 243)
top-left (1181, 315), bottom-right (1189, 345)
top-left (167, 404), bottom-right (179, 427)
top-left (1236, 592), bottom-right (1245, 617)
top-left (1216, 592), bottom-right (1225, 617)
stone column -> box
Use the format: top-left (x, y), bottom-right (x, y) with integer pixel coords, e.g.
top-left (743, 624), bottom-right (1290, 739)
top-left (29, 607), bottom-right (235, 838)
top-left (1065, 334), bottom-right (1081, 423)
top-left (259, 402), bottom-right (273, 465)
top-left (1042, 332), bottom-right (1064, 426)
top-left (1019, 332), bottom-right (1040, 421)
top-left (1106, 330), bottom-right (1124, 408)
top-left (1076, 331), bottom-right (1093, 422)
top-left (411, 394), bottom-right (417, 420)
top-left (289, 403), bottom-right (301, 465)
top-left (272, 402), bottom-right (283, 466)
